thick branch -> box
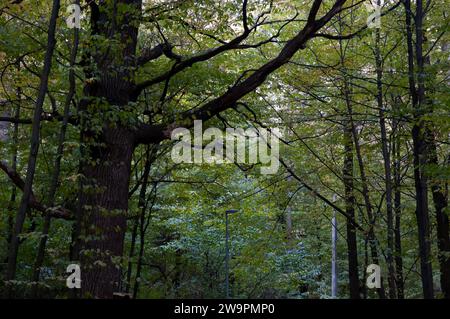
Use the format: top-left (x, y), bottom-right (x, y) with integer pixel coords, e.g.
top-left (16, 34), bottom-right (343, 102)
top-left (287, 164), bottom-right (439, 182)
top-left (133, 30), bottom-right (253, 97)
top-left (135, 0), bottom-right (348, 145)
top-left (0, 161), bottom-right (72, 220)
top-left (136, 42), bottom-right (181, 66)
top-left (0, 111), bottom-right (78, 125)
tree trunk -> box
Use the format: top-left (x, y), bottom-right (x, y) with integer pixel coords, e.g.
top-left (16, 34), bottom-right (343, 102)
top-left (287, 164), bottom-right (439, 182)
top-left (77, 0), bottom-right (141, 298)
top-left (132, 147), bottom-right (153, 299)
top-left (392, 100), bottom-right (404, 299)
top-left (32, 11), bottom-right (79, 296)
top-left (423, 36), bottom-right (450, 299)
top-left (342, 90), bottom-right (360, 299)
top-left (125, 217), bottom-right (138, 293)
top-left (347, 102), bottom-right (386, 298)
top-left (4, 63), bottom-right (21, 269)
top-left (404, 0), bottom-right (434, 298)
top-left (79, 127), bottom-right (134, 298)
top-left (429, 144), bottom-right (450, 298)
top-left (337, 14), bottom-right (360, 298)
top-left (374, 25), bottom-right (397, 298)
top-left (6, 0), bottom-right (60, 292)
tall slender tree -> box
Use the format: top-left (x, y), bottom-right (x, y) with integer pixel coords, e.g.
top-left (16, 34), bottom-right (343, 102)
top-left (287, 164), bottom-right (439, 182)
top-left (6, 0), bottom-right (61, 294)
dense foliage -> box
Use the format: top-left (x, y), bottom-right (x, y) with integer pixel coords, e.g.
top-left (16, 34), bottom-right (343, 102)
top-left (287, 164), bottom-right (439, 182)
top-left (0, 0), bottom-right (448, 299)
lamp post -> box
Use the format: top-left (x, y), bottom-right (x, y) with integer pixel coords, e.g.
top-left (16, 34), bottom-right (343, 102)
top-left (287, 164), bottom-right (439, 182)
top-left (331, 194), bottom-right (338, 298)
top-left (225, 209), bottom-right (238, 299)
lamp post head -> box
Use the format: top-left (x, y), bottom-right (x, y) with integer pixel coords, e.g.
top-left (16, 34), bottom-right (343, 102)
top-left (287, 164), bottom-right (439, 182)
top-left (226, 209), bottom-right (239, 214)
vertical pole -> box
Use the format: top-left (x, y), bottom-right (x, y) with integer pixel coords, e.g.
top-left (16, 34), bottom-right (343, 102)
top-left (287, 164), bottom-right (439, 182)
top-left (286, 207), bottom-right (292, 242)
top-left (332, 210), bottom-right (338, 298)
top-left (286, 175), bottom-right (293, 243)
top-left (225, 212), bottom-right (230, 299)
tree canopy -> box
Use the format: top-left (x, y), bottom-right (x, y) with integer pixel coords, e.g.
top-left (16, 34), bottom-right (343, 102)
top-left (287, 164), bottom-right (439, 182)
top-left (0, 0), bottom-right (449, 299)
